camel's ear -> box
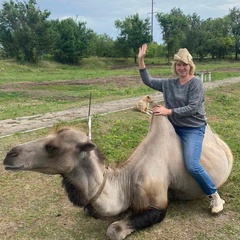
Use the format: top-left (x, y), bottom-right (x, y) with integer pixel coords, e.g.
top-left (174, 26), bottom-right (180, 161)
top-left (78, 142), bottom-right (96, 153)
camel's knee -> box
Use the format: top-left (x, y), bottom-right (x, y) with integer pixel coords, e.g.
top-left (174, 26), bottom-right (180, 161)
top-left (127, 207), bottom-right (167, 230)
top-left (106, 208), bottom-right (167, 240)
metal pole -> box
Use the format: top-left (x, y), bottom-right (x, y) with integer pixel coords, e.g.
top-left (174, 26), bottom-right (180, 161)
top-left (88, 92), bottom-right (92, 140)
top-left (151, 0), bottom-right (153, 41)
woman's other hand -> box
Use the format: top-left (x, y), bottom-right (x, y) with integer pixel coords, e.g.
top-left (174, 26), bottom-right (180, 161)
top-left (153, 105), bottom-right (172, 116)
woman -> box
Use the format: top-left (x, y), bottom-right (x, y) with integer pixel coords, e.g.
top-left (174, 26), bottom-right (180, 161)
top-left (138, 43), bottom-right (225, 214)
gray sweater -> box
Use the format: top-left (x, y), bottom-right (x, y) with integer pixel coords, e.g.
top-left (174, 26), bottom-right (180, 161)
top-left (140, 68), bottom-right (207, 127)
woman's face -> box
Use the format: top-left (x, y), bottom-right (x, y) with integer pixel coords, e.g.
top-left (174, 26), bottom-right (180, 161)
top-left (175, 61), bottom-right (191, 77)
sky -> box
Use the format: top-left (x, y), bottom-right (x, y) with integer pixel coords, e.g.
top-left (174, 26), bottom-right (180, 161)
top-left (0, 0), bottom-right (240, 43)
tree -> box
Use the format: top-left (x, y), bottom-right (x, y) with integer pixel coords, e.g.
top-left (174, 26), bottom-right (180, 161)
top-left (227, 7), bottom-right (240, 60)
top-left (183, 13), bottom-right (203, 53)
top-left (94, 33), bottom-right (115, 57)
top-left (86, 33), bottom-right (117, 58)
top-left (50, 18), bottom-right (94, 64)
top-left (156, 8), bottom-right (189, 62)
top-left (204, 18), bottom-right (234, 59)
top-left (114, 37), bottom-right (132, 58)
top-left (0, 0), bottom-right (52, 62)
top-left (115, 13), bottom-right (151, 63)
top-left (193, 19), bottom-right (212, 60)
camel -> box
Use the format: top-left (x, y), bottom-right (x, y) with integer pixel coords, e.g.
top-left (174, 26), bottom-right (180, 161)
top-left (3, 115), bottom-right (233, 240)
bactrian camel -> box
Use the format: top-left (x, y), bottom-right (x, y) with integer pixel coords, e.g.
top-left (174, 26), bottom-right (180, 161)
top-left (3, 115), bottom-right (233, 240)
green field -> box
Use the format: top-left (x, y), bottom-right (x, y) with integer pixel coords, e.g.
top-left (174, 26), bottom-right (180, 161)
top-left (0, 59), bottom-right (240, 120)
top-left (0, 59), bottom-right (240, 239)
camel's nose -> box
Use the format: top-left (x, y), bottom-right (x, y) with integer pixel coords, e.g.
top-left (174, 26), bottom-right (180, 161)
top-left (3, 146), bottom-right (24, 170)
top-left (6, 147), bottom-right (21, 157)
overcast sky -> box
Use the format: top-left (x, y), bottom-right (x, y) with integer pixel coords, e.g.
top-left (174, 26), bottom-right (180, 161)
top-left (0, 0), bottom-right (239, 42)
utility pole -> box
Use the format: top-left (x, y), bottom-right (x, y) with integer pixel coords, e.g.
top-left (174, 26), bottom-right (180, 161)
top-left (148, 0), bottom-right (156, 42)
top-left (151, 0), bottom-right (154, 41)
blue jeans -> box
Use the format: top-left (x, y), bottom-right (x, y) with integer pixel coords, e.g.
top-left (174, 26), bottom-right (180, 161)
top-left (174, 124), bottom-right (217, 196)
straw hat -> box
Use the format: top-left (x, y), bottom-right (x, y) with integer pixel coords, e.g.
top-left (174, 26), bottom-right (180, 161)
top-left (173, 48), bottom-right (194, 67)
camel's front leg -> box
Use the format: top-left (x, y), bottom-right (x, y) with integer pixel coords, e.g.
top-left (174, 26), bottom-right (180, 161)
top-left (106, 207), bottom-right (167, 240)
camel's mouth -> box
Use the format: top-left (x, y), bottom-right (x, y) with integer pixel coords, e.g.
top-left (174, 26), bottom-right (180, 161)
top-left (4, 164), bottom-right (25, 171)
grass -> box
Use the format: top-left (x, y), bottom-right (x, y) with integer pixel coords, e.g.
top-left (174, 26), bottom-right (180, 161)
top-left (0, 82), bottom-right (154, 119)
top-left (0, 58), bottom-right (138, 84)
top-left (0, 81), bottom-right (239, 239)
top-left (0, 58), bottom-right (240, 120)
top-left (205, 83), bottom-right (240, 215)
top-left (1, 58), bottom-right (240, 84)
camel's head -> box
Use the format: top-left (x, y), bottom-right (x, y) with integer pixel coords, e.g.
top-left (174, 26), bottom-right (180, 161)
top-left (3, 128), bottom-right (98, 175)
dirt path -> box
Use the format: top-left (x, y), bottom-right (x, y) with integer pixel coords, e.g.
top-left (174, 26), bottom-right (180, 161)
top-left (0, 77), bottom-right (240, 138)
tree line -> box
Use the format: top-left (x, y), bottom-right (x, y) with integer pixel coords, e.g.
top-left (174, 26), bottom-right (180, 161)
top-left (0, 0), bottom-right (239, 64)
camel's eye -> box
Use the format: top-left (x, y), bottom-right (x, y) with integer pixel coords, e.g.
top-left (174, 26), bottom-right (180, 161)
top-left (46, 144), bottom-right (59, 156)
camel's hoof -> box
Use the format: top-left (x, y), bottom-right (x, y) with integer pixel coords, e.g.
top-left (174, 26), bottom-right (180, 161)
top-left (107, 221), bottom-right (133, 240)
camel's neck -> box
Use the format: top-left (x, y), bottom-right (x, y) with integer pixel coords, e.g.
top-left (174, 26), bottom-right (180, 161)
top-left (61, 175), bottom-right (88, 208)
top-left (62, 165), bottom-right (131, 217)
top-left (61, 149), bottom-right (106, 208)
top-left (81, 167), bottom-right (132, 218)
top-left (61, 148), bottom-right (131, 217)
top-left (95, 166), bottom-right (132, 216)
top-left (61, 118), bottom-right (172, 212)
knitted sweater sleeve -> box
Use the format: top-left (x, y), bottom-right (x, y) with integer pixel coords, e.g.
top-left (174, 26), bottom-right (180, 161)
top-left (139, 68), bottom-right (164, 92)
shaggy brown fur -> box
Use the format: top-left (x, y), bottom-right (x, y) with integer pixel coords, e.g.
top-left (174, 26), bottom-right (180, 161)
top-left (135, 95), bottom-right (154, 113)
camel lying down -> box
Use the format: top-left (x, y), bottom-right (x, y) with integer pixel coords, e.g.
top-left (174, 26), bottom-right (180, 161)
top-left (3, 115), bottom-right (233, 240)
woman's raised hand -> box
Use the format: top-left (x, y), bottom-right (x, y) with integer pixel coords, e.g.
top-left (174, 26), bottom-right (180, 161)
top-left (138, 44), bottom-right (147, 59)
